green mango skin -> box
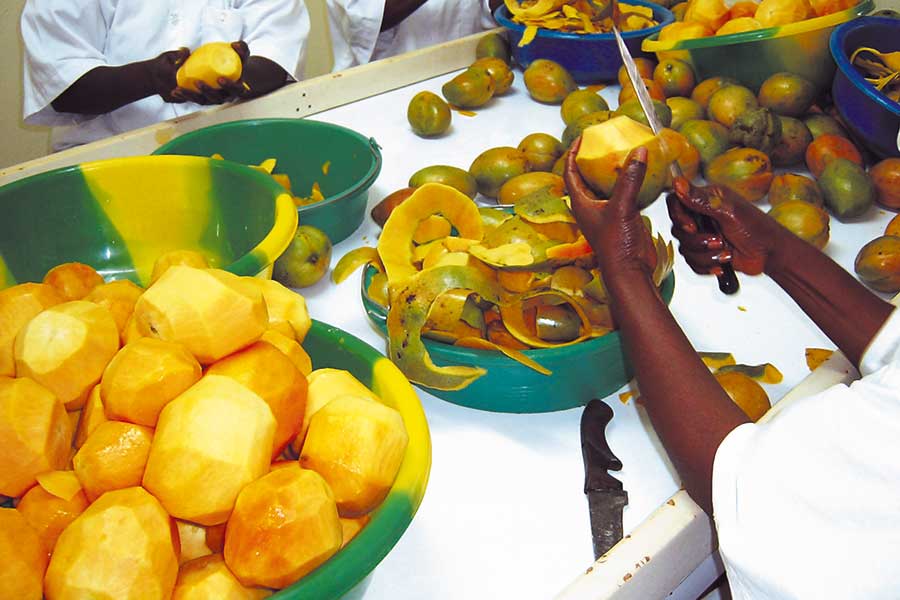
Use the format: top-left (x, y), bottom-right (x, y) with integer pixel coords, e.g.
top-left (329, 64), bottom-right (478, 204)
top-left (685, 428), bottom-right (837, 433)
top-left (771, 116), bottom-right (812, 167)
top-left (407, 91), bottom-right (451, 138)
top-left (387, 265), bottom-right (502, 391)
top-left (728, 107), bottom-right (782, 154)
top-left (441, 67), bottom-right (495, 109)
top-left (818, 158), bottom-right (875, 222)
top-left (678, 119), bottom-right (733, 168)
top-left (409, 165), bottom-right (478, 199)
top-left (469, 147), bottom-right (531, 199)
top-left (475, 32), bottom-right (511, 62)
top-left (614, 99), bottom-right (673, 130)
top-left (523, 59), bottom-right (577, 105)
top-left (562, 111), bottom-right (613, 148)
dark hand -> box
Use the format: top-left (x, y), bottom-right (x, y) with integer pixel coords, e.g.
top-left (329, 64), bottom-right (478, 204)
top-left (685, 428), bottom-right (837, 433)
top-left (171, 41), bottom-right (252, 105)
top-left (148, 48), bottom-right (190, 103)
top-left (564, 138), bottom-right (658, 278)
top-left (666, 178), bottom-right (777, 276)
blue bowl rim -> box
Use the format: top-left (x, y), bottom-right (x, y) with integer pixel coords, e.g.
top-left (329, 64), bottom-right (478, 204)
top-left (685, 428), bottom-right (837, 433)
top-left (494, 0), bottom-right (674, 42)
top-left (153, 117), bottom-right (384, 212)
top-left (829, 15), bottom-right (900, 119)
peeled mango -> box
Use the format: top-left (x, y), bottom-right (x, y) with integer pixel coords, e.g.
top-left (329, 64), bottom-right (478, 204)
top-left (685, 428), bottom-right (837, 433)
top-left (176, 42), bottom-right (243, 93)
top-left (575, 116), bottom-right (668, 208)
top-left (45, 487), bottom-right (179, 600)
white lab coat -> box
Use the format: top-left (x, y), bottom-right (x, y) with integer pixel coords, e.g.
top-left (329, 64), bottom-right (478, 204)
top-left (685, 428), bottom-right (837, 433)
top-left (327, 0), bottom-right (497, 72)
top-left (21, 0), bottom-right (310, 150)
top-left (712, 309), bottom-right (900, 599)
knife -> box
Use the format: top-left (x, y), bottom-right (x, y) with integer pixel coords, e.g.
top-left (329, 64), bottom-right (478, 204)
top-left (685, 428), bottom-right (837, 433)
top-left (607, 1), bottom-right (740, 295)
top-left (581, 398), bottom-right (628, 560)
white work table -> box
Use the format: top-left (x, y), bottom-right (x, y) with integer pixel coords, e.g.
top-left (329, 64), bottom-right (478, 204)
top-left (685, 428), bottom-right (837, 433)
top-left (1, 31), bottom-right (890, 600)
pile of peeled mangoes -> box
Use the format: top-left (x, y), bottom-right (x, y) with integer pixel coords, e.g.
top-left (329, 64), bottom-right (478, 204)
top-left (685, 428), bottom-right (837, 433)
top-left (659, 0), bottom-right (860, 40)
top-left (0, 253), bottom-right (408, 599)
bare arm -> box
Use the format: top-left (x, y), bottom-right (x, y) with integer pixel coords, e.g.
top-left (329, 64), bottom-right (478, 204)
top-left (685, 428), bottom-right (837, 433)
top-left (668, 178), bottom-right (893, 368)
top-left (381, 0), bottom-right (428, 30)
top-left (51, 49), bottom-right (188, 114)
top-left (565, 142), bottom-right (748, 513)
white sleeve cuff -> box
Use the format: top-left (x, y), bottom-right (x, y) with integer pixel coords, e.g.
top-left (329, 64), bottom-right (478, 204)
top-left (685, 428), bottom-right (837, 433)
top-left (859, 307), bottom-right (900, 377)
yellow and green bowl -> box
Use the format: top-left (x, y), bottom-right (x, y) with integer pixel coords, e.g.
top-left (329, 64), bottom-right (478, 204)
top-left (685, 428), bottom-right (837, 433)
top-left (641, 0), bottom-right (873, 92)
top-left (0, 155), bottom-right (297, 287)
top-left (274, 320), bottom-right (431, 599)
top-left (0, 154), bottom-right (431, 599)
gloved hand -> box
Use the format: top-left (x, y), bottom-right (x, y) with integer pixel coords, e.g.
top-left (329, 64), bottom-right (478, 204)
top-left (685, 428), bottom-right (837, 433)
top-left (148, 48), bottom-right (191, 103)
top-left (563, 138), bottom-right (658, 279)
top-left (170, 41), bottom-right (252, 105)
top-left (665, 178), bottom-right (779, 276)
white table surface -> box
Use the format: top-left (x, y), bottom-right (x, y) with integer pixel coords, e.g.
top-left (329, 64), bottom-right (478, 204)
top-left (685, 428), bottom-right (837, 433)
top-left (289, 68), bottom-right (895, 600)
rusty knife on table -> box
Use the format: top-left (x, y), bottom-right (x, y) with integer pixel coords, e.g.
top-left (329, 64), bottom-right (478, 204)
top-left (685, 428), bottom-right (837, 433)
top-left (605, 0), bottom-right (740, 295)
top-left (581, 399), bottom-right (628, 560)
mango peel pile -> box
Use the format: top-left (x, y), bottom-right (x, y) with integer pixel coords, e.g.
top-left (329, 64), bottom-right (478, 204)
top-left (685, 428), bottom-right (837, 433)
top-left (334, 182), bottom-right (674, 391)
top-left (850, 46), bottom-right (900, 103)
top-left (504, 0), bottom-right (658, 47)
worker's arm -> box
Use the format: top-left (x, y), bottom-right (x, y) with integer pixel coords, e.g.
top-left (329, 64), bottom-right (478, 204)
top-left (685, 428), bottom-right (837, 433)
top-left (51, 48), bottom-right (188, 115)
top-left (667, 178), bottom-right (894, 368)
top-left (565, 142), bottom-right (748, 514)
top-left (381, 0), bottom-right (428, 30)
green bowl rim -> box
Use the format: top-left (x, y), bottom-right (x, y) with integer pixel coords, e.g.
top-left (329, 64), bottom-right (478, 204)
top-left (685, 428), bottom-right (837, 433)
top-left (0, 155), bottom-right (298, 282)
top-left (152, 118), bottom-right (384, 214)
top-left (642, 0), bottom-right (873, 51)
top-left (273, 319), bottom-right (431, 599)
top-left (359, 263), bottom-right (675, 369)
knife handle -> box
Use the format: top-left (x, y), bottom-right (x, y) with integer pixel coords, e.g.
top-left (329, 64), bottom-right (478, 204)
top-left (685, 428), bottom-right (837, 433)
top-left (581, 399), bottom-right (623, 492)
top-left (692, 213), bottom-right (740, 295)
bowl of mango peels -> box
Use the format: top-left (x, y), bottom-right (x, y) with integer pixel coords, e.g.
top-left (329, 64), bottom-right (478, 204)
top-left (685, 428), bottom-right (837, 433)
top-left (494, 0), bottom-right (674, 83)
top-left (336, 183), bottom-right (675, 413)
top-left (830, 15), bottom-right (900, 158)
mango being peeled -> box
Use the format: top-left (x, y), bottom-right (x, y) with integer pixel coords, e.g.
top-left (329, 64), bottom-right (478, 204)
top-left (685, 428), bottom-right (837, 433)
top-left (575, 116), bottom-right (667, 208)
top-left (177, 42), bottom-right (243, 93)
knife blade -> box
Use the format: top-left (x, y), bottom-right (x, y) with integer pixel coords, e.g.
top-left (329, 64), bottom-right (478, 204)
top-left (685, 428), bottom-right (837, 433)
top-left (608, 3), bottom-right (740, 295)
top-left (581, 398), bottom-right (628, 560)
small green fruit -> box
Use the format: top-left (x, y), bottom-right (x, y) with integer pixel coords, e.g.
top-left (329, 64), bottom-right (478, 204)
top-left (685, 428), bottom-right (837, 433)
top-left (273, 225), bottom-right (333, 288)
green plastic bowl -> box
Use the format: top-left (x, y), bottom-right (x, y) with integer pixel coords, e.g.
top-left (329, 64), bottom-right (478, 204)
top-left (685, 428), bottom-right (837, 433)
top-left (361, 265), bottom-right (675, 413)
top-left (153, 118), bottom-right (382, 244)
top-left (641, 0), bottom-right (873, 92)
top-left (0, 157), bottom-right (430, 597)
top-left (273, 320), bottom-right (430, 599)
top-left (0, 155), bottom-right (297, 288)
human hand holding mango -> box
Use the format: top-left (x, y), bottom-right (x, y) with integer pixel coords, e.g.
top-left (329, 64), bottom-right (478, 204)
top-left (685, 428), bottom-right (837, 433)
top-left (564, 139), bottom-right (658, 280)
top-left (146, 47), bottom-right (191, 103)
top-left (171, 41), bottom-right (251, 105)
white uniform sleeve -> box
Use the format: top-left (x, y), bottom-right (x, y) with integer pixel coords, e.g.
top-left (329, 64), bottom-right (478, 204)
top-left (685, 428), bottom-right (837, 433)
top-left (859, 307), bottom-right (900, 376)
top-left (234, 0), bottom-right (310, 81)
top-left (21, 0), bottom-right (110, 126)
top-left (712, 344), bottom-right (900, 599)
top-left (326, 0), bottom-right (385, 71)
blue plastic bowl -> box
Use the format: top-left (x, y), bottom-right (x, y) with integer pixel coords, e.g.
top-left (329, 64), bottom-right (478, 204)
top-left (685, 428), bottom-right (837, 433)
top-left (494, 0), bottom-right (674, 84)
top-left (830, 16), bottom-right (900, 158)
